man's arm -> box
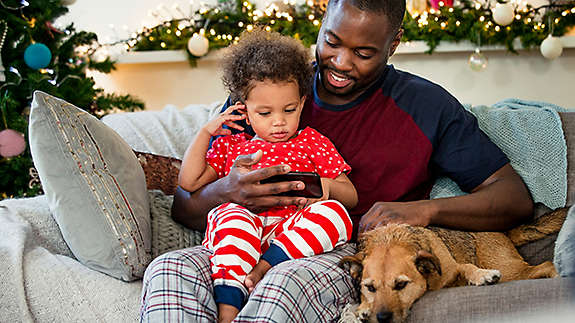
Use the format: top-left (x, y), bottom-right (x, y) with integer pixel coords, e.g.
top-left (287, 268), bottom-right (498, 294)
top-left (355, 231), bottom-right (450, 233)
top-left (172, 151), bottom-right (309, 231)
top-left (358, 163), bottom-right (533, 233)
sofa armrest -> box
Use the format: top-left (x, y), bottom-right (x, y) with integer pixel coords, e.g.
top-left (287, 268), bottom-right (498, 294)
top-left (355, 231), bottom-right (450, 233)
top-left (559, 111), bottom-right (575, 207)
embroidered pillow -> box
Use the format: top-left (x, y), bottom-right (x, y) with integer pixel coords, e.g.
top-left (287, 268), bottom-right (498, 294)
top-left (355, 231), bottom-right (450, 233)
top-left (29, 91), bottom-right (151, 281)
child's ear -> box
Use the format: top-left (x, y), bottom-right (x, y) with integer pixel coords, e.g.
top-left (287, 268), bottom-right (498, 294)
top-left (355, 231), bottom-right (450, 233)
top-left (244, 110), bottom-right (251, 125)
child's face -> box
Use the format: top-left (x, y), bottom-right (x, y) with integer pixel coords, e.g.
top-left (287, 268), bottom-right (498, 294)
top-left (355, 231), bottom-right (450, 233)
top-left (244, 80), bottom-right (305, 143)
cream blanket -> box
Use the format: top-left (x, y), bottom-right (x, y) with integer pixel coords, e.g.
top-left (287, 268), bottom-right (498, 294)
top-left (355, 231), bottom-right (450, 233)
top-left (0, 103), bottom-right (222, 322)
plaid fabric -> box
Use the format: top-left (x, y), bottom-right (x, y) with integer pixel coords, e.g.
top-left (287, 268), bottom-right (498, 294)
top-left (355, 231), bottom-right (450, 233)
top-left (140, 243), bottom-right (357, 322)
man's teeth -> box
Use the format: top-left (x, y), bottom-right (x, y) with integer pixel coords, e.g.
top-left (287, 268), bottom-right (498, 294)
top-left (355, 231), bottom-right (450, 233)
top-left (331, 72), bottom-right (348, 82)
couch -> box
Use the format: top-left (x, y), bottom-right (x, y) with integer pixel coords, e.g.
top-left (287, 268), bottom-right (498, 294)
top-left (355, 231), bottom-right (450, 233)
top-left (1, 94), bottom-right (574, 323)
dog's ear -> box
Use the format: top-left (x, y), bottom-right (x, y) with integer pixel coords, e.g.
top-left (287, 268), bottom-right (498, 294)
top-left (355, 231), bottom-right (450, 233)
top-left (339, 255), bottom-right (363, 281)
top-left (415, 250), bottom-right (442, 277)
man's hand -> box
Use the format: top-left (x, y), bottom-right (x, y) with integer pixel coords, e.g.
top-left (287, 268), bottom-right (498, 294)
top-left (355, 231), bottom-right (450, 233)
top-left (358, 200), bottom-right (433, 234)
top-left (221, 150), bottom-right (308, 213)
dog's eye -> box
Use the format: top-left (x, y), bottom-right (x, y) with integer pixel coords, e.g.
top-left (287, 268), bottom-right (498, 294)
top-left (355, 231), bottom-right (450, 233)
top-left (393, 280), bottom-right (409, 291)
top-left (365, 284), bottom-right (376, 293)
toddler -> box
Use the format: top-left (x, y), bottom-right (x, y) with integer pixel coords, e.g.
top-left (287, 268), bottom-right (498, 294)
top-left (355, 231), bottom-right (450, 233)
top-left (178, 28), bottom-right (358, 323)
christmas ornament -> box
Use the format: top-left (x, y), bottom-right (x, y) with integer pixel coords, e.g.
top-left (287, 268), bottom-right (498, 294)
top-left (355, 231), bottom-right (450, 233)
top-left (540, 35), bottom-right (563, 59)
top-left (0, 129), bottom-right (26, 157)
top-left (24, 43), bottom-right (52, 69)
top-left (187, 33), bottom-right (209, 57)
top-left (429, 0), bottom-right (453, 10)
top-left (468, 48), bottom-right (488, 71)
top-left (406, 0), bottom-right (429, 15)
top-left (61, 0), bottom-right (77, 5)
top-left (0, 20), bottom-right (7, 82)
top-left (492, 2), bottom-right (515, 26)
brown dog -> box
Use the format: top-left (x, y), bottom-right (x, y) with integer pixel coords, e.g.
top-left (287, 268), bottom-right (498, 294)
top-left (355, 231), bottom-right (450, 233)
top-left (339, 207), bottom-right (568, 323)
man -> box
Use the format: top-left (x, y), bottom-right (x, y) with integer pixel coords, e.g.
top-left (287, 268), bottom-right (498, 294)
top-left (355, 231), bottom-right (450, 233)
top-left (140, 0), bottom-right (533, 321)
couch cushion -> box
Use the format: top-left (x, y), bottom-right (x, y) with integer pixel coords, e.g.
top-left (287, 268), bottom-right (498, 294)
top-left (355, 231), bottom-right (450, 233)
top-left (559, 112), bottom-right (575, 207)
top-left (406, 278), bottom-right (574, 322)
top-left (28, 91), bottom-right (151, 281)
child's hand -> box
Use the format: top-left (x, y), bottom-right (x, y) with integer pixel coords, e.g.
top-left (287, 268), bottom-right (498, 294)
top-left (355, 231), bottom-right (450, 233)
top-left (301, 177), bottom-right (330, 209)
top-left (203, 102), bottom-right (246, 136)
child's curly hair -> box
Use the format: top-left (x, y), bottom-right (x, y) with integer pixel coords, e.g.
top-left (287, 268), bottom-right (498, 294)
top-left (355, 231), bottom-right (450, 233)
top-left (221, 27), bottom-right (313, 103)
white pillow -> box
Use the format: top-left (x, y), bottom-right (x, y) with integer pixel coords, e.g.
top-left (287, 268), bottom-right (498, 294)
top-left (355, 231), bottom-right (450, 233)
top-left (28, 91), bottom-right (151, 281)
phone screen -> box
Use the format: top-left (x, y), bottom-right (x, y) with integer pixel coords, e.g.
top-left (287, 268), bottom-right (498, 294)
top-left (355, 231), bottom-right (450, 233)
top-left (260, 172), bottom-right (323, 198)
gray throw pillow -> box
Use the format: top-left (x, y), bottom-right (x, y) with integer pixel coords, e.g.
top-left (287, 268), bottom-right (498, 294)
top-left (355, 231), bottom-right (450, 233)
top-left (28, 91), bottom-right (151, 281)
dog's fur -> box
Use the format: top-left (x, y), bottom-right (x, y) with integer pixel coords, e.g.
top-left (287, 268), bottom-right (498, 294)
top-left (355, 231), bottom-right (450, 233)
top-left (339, 207), bottom-right (568, 323)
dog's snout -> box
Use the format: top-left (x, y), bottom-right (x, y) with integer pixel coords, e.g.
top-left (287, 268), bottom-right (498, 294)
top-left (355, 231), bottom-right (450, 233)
top-left (377, 311), bottom-right (393, 323)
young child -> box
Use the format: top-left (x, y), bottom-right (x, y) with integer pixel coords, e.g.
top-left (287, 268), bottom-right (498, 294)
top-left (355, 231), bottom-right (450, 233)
top-left (178, 28), bottom-right (358, 323)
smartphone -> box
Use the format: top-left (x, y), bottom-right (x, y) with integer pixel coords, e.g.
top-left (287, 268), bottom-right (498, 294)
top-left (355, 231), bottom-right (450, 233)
top-left (260, 172), bottom-right (323, 198)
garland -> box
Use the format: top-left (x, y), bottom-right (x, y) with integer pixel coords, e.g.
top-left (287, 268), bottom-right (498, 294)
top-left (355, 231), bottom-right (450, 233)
top-left (119, 0), bottom-right (575, 63)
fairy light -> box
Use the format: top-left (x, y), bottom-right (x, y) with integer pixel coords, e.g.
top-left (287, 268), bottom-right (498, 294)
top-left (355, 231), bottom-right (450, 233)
top-left (440, 22), bottom-right (447, 28)
top-left (306, 0), bottom-right (313, 6)
top-left (555, 18), bottom-right (560, 24)
top-left (175, 30), bottom-right (181, 37)
top-left (287, 15), bottom-right (293, 22)
top-left (247, 24), bottom-right (254, 31)
top-left (439, 1), bottom-right (444, 7)
top-left (475, 3), bottom-right (481, 10)
top-left (160, 42), bottom-right (166, 48)
top-left (238, 21), bottom-right (244, 27)
top-left (313, 19), bottom-right (319, 26)
top-left (456, 20), bottom-right (461, 26)
top-left (495, 25), bottom-right (500, 32)
top-left (515, 14), bottom-right (521, 20)
top-left (449, 8), bottom-right (454, 13)
top-left (210, 29), bottom-right (216, 36)
top-left (265, 26), bottom-right (271, 32)
top-left (479, 16), bottom-right (485, 22)
top-left (199, 28), bottom-right (205, 35)
top-left (308, 14), bottom-right (315, 20)
top-left (270, 19), bottom-right (275, 24)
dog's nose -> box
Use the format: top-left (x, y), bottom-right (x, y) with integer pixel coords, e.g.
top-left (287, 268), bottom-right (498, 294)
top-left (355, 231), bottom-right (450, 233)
top-left (377, 311), bottom-right (392, 323)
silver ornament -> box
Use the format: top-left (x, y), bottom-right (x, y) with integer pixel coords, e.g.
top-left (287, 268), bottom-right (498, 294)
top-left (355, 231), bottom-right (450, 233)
top-left (469, 48), bottom-right (488, 72)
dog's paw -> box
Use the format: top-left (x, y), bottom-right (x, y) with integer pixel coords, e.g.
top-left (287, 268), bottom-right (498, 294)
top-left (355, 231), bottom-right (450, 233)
top-left (468, 269), bottom-right (501, 286)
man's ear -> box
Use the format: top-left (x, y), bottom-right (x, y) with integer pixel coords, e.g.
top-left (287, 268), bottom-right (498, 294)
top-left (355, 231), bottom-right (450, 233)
top-left (339, 255), bottom-right (363, 281)
top-left (388, 28), bottom-right (403, 57)
top-left (415, 250), bottom-right (442, 277)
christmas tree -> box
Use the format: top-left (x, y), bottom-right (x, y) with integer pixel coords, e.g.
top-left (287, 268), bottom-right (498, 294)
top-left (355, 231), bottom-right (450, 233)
top-left (0, 0), bottom-right (144, 199)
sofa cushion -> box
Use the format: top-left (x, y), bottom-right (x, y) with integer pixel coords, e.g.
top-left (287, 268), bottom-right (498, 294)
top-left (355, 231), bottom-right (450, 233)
top-left (28, 91), bottom-right (151, 281)
top-left (559, 112), bottom-right (575, 207)
top-left (135, 151), bottom-right (181, 195)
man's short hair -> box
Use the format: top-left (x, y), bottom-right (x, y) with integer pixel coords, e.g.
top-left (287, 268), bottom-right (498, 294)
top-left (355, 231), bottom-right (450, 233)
top-left (327, 0), bottom-right (406, 32)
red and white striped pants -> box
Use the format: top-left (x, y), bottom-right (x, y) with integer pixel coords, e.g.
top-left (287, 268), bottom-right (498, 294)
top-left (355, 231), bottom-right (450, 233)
top-left (202, 200), bottom-right (353, 296)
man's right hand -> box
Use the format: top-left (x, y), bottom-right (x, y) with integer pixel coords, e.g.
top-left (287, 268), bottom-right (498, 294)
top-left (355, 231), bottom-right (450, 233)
top-left (220, 150), bottom-right (308, 213)
top-left (172, 150), bottom-right (308, 230)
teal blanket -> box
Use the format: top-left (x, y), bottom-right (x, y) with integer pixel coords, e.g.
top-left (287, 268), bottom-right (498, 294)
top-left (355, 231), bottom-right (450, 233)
top-left (430, 98), bottom-right (568, 209)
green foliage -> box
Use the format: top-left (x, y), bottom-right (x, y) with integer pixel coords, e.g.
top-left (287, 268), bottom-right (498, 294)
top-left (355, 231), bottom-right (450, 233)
top-left (127, 0), bottom-right (575, 60)
top-left (0, 0), bottom-right (144, 199)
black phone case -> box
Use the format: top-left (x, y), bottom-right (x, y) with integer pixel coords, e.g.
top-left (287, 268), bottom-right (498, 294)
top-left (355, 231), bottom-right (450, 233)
top-left (260, 172), bottom-right (323, 198)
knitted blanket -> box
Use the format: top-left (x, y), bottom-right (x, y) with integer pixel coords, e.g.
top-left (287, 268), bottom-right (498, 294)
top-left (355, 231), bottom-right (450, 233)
top-left (430, 99), bottom-right (568, 210)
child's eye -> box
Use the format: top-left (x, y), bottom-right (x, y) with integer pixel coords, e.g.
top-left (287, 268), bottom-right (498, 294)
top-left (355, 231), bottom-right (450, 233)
top-left (285, 108), bottom-right (296, 113)
top-left (258, 112), bottom-right (270, 116)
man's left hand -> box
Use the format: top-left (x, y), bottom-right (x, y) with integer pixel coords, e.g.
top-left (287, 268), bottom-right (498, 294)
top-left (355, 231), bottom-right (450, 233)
top-left (358, 201), bottom-right (433, 234)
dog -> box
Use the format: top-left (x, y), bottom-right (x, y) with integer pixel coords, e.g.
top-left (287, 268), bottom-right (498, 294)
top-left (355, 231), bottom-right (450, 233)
top-left (339, 207), bottom-right (568, 323)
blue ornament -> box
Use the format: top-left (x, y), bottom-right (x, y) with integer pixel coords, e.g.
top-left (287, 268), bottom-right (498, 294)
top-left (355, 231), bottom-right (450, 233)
top-left (24, 43), bottom-right (52, 69)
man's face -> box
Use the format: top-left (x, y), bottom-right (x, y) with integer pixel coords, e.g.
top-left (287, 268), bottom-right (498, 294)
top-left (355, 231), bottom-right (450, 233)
top-left (316, 1), bottom-right (402, 103)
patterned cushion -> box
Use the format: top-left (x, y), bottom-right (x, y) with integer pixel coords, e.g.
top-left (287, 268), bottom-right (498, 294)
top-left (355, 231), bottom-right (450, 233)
top-left (134, 151), bottom-right (181, 195)
top-left (28, 91), bottom-right (151, 281)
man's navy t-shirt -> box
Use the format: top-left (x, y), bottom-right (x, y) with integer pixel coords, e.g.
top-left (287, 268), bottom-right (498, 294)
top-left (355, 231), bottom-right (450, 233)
top-left (218, 64), bottom-right (509, 225)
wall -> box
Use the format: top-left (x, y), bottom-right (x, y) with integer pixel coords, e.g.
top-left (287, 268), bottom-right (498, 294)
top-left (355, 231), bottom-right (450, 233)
top-left (89, 46), bottom-right (575, 110)
top-left (59, 0), bottom-right (575, 110)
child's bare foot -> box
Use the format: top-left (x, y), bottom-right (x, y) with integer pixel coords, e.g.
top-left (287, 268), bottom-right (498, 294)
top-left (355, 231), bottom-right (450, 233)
top-left (245, 259), bottom-right (272, 293)
top-left (218, 303), bottom-right (239, 323)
